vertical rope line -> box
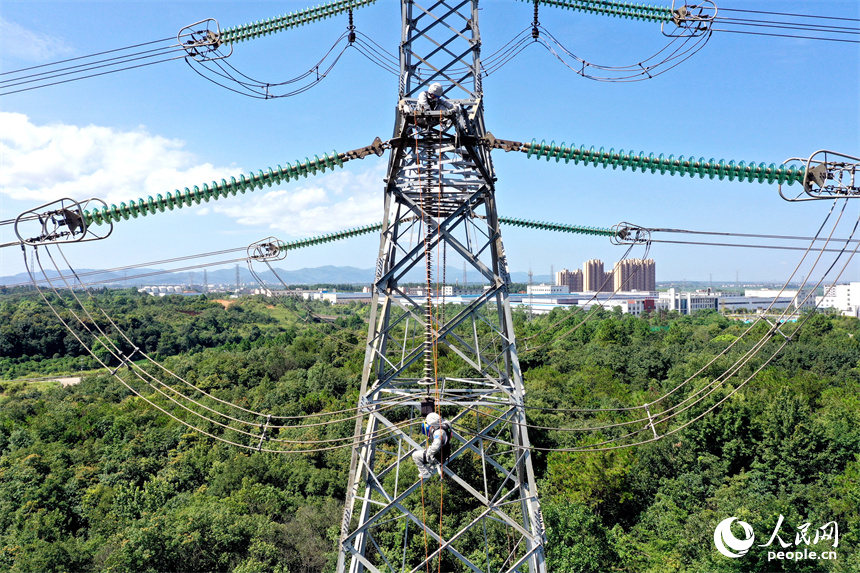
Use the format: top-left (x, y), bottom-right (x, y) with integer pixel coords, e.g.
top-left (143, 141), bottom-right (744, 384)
top-left (413, 109), bottom-right (432, 573)
top-left (434, 116), bottom-right (445, 573)
top-left (433, 117), bottom-right (443, 410)
top-left (438, 477), bottom-right (444, 573)
top-left (420, 477), bottom-right (430, 573)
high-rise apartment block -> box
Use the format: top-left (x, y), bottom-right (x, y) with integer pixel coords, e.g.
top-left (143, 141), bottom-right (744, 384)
top-left (555, 268), bottom-right (583, 291)
top-left (613, 258), bottom-right (656, 292)
top-left (554, 258), bottom-right (657, 292)
top-left (583, 259), bottom-right (605, 292)
top-left (602, 271), bottom-right (614, 293)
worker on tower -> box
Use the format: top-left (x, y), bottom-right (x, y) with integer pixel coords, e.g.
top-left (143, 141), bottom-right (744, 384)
top-left (412, 412), bottom-right (452, 480)
top-left (416, 82), bottom-right (453, 113)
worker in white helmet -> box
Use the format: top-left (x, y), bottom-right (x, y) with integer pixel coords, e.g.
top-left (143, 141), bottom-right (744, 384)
top-left (416, 82), bottom-right (453, 113)
top-left (412, 412), bottom-right (452, 480)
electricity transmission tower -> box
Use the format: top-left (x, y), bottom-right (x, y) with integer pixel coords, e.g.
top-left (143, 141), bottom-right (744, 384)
top-left (7, 2), bottom-right (859, 572)
top-left (338, 2), bottom-right (546, 572)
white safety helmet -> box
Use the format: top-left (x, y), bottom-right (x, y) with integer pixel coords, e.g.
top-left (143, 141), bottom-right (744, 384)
top-left (428, 83), bottom-right (443, 99)
top-left (425, 412), bottom-right (441, 426)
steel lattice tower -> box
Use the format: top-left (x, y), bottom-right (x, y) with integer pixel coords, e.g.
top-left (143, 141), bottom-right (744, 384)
top-left (338, 2), bottom-right (546, 572)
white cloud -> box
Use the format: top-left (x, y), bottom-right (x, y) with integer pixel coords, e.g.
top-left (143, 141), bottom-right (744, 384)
top-left (0, 112), bottom-right (385, 238)
top-left (212, 164), bottom-right (385, 236)
top-left (0, 112), bottom-right (238, 206)
top-left (0, 18), bottom-right (73, 62)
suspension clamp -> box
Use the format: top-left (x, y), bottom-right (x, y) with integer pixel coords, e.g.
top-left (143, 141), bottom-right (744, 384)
top-left (179, 18), bottom-right (232, 62)
top-left (15, 198), bottom-right (113, 246)
top-left (779, 150), bottom-right (859, 202)
top-left (664, 1), bottom-right (716, 38)
top-left (611, 222), bottom-right (651, 245)
top-left (248, 237), bottom-right (289, 261)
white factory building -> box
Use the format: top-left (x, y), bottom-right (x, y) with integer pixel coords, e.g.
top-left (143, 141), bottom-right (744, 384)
top-left (138, 285), bottom-right (187, 296)
top-left (526, 284), bottom-right (570, 295)
top-left (816, 282), bottom-right (860, 317)
top-left (659, 287), bottom-right (814, 315)
top-left (247, 285), bottom-right (841, 317)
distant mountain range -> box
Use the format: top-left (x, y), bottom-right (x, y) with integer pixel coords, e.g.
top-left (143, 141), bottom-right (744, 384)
top-left (2, 265), bottom-right (805, 291)
top-left (1, 266), bottom-right (554, 288)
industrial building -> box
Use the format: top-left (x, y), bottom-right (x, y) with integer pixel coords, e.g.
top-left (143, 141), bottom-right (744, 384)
top-left (817, 282), bottom-right (860, 317)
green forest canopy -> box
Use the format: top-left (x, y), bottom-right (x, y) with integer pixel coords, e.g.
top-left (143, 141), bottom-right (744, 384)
top-left (0, 289), bottom-right (858, 572)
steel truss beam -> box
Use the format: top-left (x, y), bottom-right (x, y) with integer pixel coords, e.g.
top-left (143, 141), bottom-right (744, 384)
top-left (399, 0), bottom-right (482, 99)
top-left (338, 4), bottom-right (545, 571)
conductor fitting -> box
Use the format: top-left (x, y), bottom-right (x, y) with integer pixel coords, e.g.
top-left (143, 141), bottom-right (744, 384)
top-left (612, 222), bottom-right (652, 245)
top-left (663, 1), bottom-right (716, 38)
top-left (179, 18), bottom-right (232, 62)
top-left (14, 198), bottom-right (113, 247)
top-left (348, 8), bottom-right (356, 44)
top-left (778, 150), bottom-right (860, 202)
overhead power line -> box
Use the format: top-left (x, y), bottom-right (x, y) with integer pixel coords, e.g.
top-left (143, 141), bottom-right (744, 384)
top-left (708, 27), bottom-right (859, 44)
top-left (527, 0), bottom-right (860, 43)
top-left (717, 7), bottom-right (860, 24)
top-left (7, 213), bottom-right (859, 289)
top-left (0, 0), bottom-right (380, 97)
top-left (0, 36), bottom-right (175, 76)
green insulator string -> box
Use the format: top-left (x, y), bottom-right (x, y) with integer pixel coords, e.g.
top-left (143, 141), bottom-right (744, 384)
top-left (522, 139), bottom-right (806, 186)
top-left (282, 222), bottom-right (384, 251)
top-left (84, 151), bottom-right (344, 226)
top-left (498, 215), bottom-right (615, 237)
top-left (220, 0), bottom-right (378, 44)
top-left (519, 0), bottom-right (673, 24)
top-left (280, 218), bottom-right (612, 252)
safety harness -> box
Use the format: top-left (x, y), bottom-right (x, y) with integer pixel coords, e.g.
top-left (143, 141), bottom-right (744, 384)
top-left (421, 420), bottom-right (452, 465)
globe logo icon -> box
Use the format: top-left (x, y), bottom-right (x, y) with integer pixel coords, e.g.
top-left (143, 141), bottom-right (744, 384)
top-left (714, 517), bottom-right (756, 558)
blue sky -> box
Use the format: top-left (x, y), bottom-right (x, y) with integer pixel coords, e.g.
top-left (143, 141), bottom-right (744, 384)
top-left (1, 1), bottom-right (858, 284)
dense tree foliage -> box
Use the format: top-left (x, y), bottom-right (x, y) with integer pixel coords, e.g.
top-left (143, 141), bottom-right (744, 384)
top-left (1, 291), bottom-right (857, 571)
top-left (0, 289), bottom-right (363, 379)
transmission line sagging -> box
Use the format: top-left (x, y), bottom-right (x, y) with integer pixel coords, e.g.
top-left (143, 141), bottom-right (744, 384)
top-left (527, 0), bottom-right (860, 44)
top-left (0, 1), bottom-right (381, 98)
top-left (186, 31), bottom-right (354, 99)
